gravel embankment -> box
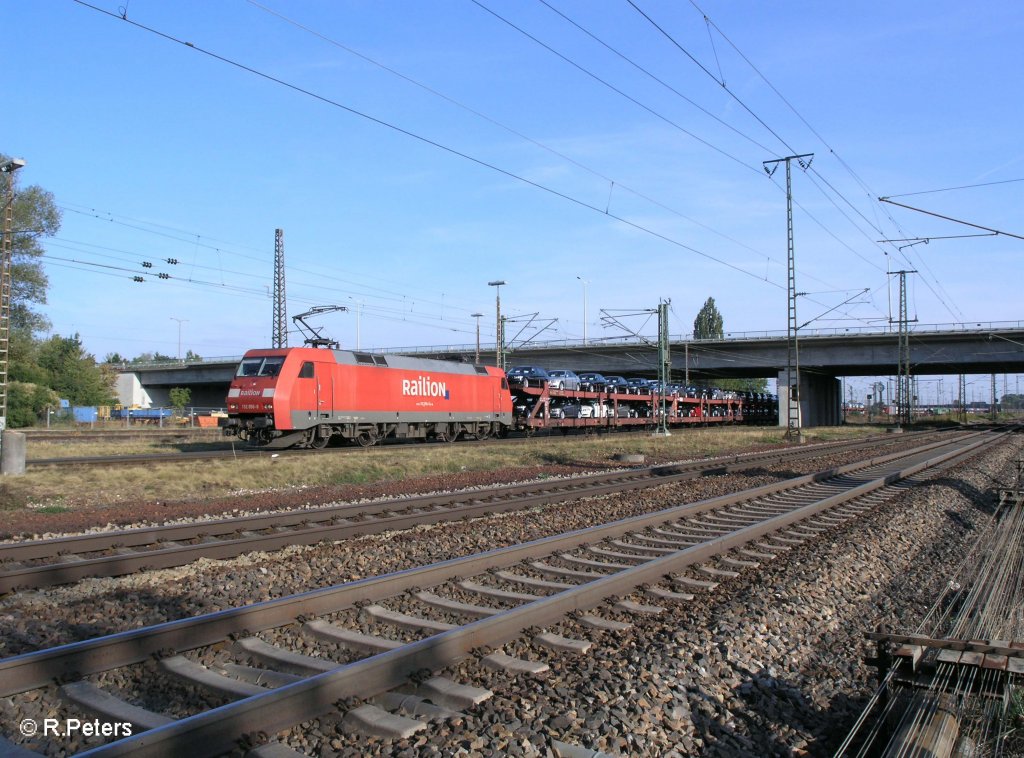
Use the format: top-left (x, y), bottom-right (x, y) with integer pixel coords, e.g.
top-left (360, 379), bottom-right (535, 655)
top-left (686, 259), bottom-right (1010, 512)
top-left (0, 434), bottom-right (894, 540)
top-left (1, 434), bottom-right (1014, 756)
top-left (281, 436), bottom-right (1018, 757)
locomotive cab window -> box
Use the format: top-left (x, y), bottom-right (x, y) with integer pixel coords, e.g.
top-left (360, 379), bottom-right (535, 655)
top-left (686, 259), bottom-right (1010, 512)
top-left (258, 357), bottom-right (285, 376)
top-left (298, 361), bottom-right (315, 378)
top-left (237, 358), bottom-right (262, 377)
top-left (236, 356), bottom-right (285, 378)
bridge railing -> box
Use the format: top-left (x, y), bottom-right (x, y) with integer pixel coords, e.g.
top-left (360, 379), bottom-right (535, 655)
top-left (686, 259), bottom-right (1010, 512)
top-left (384, 319), bottom-right (1024, 356)
top-left (119, 319), bottom-right (1024, 369)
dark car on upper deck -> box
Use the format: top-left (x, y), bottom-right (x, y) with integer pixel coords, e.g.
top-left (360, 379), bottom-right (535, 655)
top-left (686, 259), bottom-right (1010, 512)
top-left (577, 372), bottom-right (609, 392)
top-left (506, 366), bottom-right (551, 389)
top-left (603, 375), bottom-right (630, 394)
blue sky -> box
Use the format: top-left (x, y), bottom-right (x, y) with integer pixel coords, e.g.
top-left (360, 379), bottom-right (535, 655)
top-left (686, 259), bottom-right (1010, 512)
top-left (5, 1), bottom-right (1022, 401)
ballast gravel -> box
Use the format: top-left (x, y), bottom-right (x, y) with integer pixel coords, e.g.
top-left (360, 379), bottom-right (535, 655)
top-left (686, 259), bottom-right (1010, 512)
top-left (0, 434), bottom-right (1017, 756)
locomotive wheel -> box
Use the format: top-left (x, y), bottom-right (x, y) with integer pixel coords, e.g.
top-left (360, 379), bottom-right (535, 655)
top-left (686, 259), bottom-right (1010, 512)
top-left (355, 429), bottom-right (379, 447)
top-left (307, 427), bottom-right (330, 449)
top-left (475, 425), bottom-right (492, 441)
top-left (435, 426), bottom-right (458, 443)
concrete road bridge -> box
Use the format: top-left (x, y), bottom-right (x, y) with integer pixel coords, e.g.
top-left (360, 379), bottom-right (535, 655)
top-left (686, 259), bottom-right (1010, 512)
top-left (118, 321), bottom-right (1024, 427)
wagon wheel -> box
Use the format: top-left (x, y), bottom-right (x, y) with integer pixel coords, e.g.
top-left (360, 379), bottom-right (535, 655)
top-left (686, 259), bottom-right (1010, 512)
top-left (355, 428), bottom-right (379, 447)
top-left (522, 426), bottom-right (537, 438)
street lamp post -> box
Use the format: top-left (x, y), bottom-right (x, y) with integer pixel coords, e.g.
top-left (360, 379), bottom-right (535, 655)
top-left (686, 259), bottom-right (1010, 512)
top-left (576, 276), bottom-right (589, 345)
top-left (0, 158), bottom-right (26, 456)
top-left (347, 298), bottom-right (363, 349)
top-left (470, 312), bottom-right (484, 364)
top-left (487, 280), bottom-right (506, 370)
top-left (169, 317), bottom-right (188, 361)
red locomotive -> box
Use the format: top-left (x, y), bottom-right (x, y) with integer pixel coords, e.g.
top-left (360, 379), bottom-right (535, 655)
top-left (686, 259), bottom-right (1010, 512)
top-left (220, 347), bottom-right (513, 448)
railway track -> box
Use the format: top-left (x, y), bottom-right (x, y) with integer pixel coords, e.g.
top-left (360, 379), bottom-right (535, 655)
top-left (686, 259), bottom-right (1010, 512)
top-left (21, 424), bottom-right (854, 468)
top-left (0, 431), bottom-right (947, 593)
top-left (0, 430), bottom-right (1003, 757)
top-left (23, 425), bottom-right (634, 467)
top-left (22, 429), bottom-right (222, 443)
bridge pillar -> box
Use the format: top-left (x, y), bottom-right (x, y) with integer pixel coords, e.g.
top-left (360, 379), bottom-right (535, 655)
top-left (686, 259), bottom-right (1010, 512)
top-left (778, 370), bottom-right (842, 428)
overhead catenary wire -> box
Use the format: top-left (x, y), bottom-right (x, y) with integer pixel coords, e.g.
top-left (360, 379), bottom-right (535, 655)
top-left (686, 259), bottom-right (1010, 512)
top-left (676, 0), bottom-right (967, 322)
top-left (248, 0), bottom-right (835, 291)
top-left (65, 0), bottom-right (890, 339)
top-left (71, 0), bottom-right (796, 295)
top-left (885, 177), bottom-right (1024, 199)
top-left (462, 0), bottom-right (884, 314)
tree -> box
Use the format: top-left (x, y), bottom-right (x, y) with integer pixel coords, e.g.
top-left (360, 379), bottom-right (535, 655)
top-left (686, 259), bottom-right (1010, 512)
top-left (6, 381), bottom-right (60, 428)
top-left (128, 351), bottom-right (177, 364)
top-left (2, 153), bottom-right (60, 336)
top-left (36, 334), bottom-right (116, 405)
top-left (169, 387), bottom-right (191, 412)
top-left (691, 297), bottom-right (767, 393)
top-left (693, 297), bottom-right (724, 340)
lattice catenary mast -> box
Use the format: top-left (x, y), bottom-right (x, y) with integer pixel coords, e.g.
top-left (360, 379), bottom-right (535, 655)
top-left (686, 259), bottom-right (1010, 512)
top-left (763, 153), bottom-right (813, 441)
top-left (272, 228), bottom-right (287, 348)
top-left (890, 269), bottom-right (917, 426)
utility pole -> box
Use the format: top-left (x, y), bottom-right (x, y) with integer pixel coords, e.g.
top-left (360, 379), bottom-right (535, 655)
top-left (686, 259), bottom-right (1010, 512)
top-left (169, 317), bottom-right (188, 361)
top-left (488, 281), bottom-right (506, 370)
top-left (958, 374), bottom-right (966, 424)
top-left (655, 299), bottom-right (671, 436)
top-left (272, 228), bottom-right (288, 349)
top-left (471, 313), bottom-right (484, 363)
top-left (763, 152), bottom-right (813, 441)
top-left (889, 270), bottom-right (917, 427)
top-left (991, 373), bottom-right (998, 422)
top-left (576, 276), bottom-right (590, 345)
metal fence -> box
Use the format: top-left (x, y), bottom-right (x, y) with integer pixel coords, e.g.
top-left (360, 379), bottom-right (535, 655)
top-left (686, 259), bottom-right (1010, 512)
top-left (119, 320), bottom-right (1024, 368)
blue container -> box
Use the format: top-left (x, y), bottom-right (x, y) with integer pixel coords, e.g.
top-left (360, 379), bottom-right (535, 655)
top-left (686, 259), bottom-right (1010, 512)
top-left (73, 406), bottom-right (98, 423)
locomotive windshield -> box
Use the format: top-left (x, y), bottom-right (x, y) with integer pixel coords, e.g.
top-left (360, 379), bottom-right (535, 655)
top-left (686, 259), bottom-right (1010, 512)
top-left (236, 356), bottom-right (285, 378)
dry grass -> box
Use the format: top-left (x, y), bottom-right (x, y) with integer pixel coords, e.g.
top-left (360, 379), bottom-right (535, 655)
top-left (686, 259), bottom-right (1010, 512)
top-left (2, 426), bottom-right (876, 513)
top-left (26, 431), bottom-right (225, 460)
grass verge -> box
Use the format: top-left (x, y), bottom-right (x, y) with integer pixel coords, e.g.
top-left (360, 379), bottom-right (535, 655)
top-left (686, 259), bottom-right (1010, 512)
top-left (2, 426), bottom-right (877, 515)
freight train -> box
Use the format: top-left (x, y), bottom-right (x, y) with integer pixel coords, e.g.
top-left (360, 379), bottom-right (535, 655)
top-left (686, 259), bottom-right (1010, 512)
top-left (220, 347), bottom-right (776, 449)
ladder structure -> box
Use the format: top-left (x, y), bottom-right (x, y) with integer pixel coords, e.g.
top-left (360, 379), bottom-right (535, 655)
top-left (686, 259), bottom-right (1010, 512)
top-left (0, 159), bottom-right (26, 439)
top-left (272, 228), bottom-right (288, 349)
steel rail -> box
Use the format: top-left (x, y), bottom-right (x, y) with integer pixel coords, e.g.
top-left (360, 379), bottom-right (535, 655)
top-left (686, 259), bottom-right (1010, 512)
top-left (22, 425), bottom-right (931, 469)
top-left (72, 432), bottom-right (1002, 757)
top-left (23, 422), bottom-right (701, 467)
top-left (0, 432), bottom-right (949, 593)
top-left (0, 432), bottom-right (995, 703)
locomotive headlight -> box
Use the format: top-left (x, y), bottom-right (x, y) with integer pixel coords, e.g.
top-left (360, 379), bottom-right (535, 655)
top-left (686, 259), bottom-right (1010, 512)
top-left (264, 403), bottom-right (273, 410)
top-left (228, 403), bottom-right (238, 411)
